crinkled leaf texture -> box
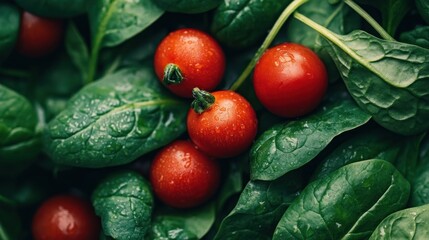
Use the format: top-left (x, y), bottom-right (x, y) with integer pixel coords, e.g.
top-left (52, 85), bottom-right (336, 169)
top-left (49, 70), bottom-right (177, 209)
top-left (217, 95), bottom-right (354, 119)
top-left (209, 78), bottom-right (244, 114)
top-left (44, 66), bottom-right (187, 168)
top-left (273, 160), bottom-right (410, 240)
top-left (92, 171), bottom-right (153, 240)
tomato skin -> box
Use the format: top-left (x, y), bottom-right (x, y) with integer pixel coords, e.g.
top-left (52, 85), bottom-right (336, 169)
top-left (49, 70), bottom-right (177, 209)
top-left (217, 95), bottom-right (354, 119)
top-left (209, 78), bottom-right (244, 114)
top-left (253, 43), bottom-right (328, 118)
top-left (32, 195), bottom-right (100, 240)
top-left (154, 28), bottom-right (225, 98)
top-left (17, 11), bottom-right (63, 57)
top-left (150, 140), bottom-right (220, 208)
top-left (187, 90), bottom-right (258, 158)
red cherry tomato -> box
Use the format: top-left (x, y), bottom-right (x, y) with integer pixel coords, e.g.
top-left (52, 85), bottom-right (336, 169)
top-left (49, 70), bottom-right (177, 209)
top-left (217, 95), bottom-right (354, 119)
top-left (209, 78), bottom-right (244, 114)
top-left (187, 90), bottom-right (258, 158)
top-left (32, 195), bottom-right (100, 240)
top-left (150, 140), bottom-right (220, 208)
top-left (17, 11), bottom-right (63, 57)
top-left (253, 43), bottom-right (328, 118)
top-left (154, 28), bottom-right (225, 98)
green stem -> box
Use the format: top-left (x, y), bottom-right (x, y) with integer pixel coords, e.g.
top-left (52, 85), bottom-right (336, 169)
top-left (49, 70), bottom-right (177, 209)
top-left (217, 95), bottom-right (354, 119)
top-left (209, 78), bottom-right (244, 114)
top-left (191, 88), bottom-right (215, 114)
top-left (229, 0), bottom-right (309, 91)
top-left (344, 0), bottom-right (395, 41)
top-left (163, 64), bottom-right (183, 85)
top-left (0, 68), bottom-right (32, 79)
top-left (86, 38), bottom-right (102, 85)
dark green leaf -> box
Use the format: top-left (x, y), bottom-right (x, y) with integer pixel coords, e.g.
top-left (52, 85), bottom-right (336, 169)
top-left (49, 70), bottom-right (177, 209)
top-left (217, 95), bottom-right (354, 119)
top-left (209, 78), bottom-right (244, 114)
top-left (214, 171), bottom-right (303, 240)
top-left (0, 200), bottom-right (22, 240)
top-left (155, 0), bottom-right (222, 13)
top-left (89, 0), bottom-right (164, 48)
top-left (313, 127), bottom-right (424, 180)
top-left (250, 97), bottom-right (371, 181)
top-left (411, 162), bottom-right (429, 207)
top-left (211, 0), bottom-right (292, 49)
top-left (44, 66), bottom-right (187, 168)
top-left (273, 160), bottom-right (410, 240)
top-left (14, 0), bottom-right (88, 18)
top-left (283, 0), bottom-right (360, 81)
top-left (324, 30), bottom-right (429, 135)
top-left (356, 0), bottom-right (413, 35)
top-left (370, 204), bottom-right (429, 239)
top-left (149, 202), bottom-right (215, 239)
top-left (0, 2), bottom-right (19, 64)
top-left (416, 0), bottom-right (429, 24)
top-left (66, 22), bottom-right (90, 82)
top-left (92, 171), bottom-right (153, 240)
top-left (0, 84), bottom-right (40, 176)
top-left (400, 25), bottom-right (429, 49)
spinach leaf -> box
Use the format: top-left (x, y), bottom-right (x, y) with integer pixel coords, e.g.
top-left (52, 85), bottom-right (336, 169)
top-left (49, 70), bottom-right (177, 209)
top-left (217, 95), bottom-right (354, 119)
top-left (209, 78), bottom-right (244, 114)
top-left (214, 171), bottom-right (303, 240)
top-left (66, 22), bottom-right (90, 82)
top-left (324, 30), bottom-right (429, 135)
top-left (400, 25), bottom-right (429, 49)
top-left (411, 161), bottom-right (429, 207)
top-left (250, 96), bottom-right (371, 181)
top-left (0, 2), bottom-right (19, 64)
top-left (416, 0), bottom-right (429, 24)
top-left (370, 204), bottom-right (429, 239)
top-left (211, 0), bottom-right (292, 49)
top-left (155, 0), bottom-right (222, 13)
top-left (284, 0), bottom-right (360, 81)
top-left (89, 0), bottom-right (164, 48)
top-left (0, 84), bottom-right (40, 176)
top-left (273, 160), bottom-right (410, 240)
top-left (14, 0), bottom-right (88, 18)
top-left (92, 171), bottom-right (153, 240)
top-left (44, 66), bottom-right (187, 168)
top-left (313, 127), bottom-right (424, 180)
top-left (149, 202), bottom-right (216, 239)
top-left (356, 0), bottom-right (413, 35)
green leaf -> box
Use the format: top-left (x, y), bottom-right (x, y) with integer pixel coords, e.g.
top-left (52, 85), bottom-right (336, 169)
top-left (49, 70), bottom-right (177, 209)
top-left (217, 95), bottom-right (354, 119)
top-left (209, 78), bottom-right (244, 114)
top-left (14, 0), bottom-right (88, 18)
top-left (416, 0), bottom-right (429, 24)
top-left (89, 0), bottom-right (164, 48)
top-left (92, 171), bottom-right (153, 240)
top-left (325, 30), bottom-right (429, 135)
top-left (370, 204), bottom-right (429, 239)
top-left (211, 0), bottom-right (292, 49)
top-left (356, 0), bottom-right (413, 35)
top-left (0, 201), bottom-right (22, 240)
top-left (214, 171), bottom-right (303, 240)
top-left (0, 2), bottom-right (19, 64)
top-left (283, 0), bottom-right (360, 81)
top-left (411, 161), bottom-right (429, 207)
top-left (250, 96), bottom-right (371, 181)
top-left (149, 202), bottom-right (216, 239)
top-left (154, 0), bottom-right (222, 13)
top-left (313, 126), bottom-right (424, 180)
top-left (273, 159), bottom-right (410, 240)
top-left (43, 66), bottom-right (187, 168)
top-left (400, 25), bottom-right (429, 49)
top-left (0, 84), bottom-right (40, 176)
top-left (66, 22), bottom-right (90, 82)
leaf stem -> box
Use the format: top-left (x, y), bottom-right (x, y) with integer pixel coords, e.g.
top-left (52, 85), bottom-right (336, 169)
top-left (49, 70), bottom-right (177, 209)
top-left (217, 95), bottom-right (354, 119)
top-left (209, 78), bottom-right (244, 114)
top-left (229, 0), bottom-right (309, 91)
top-left (344, 0), bottom-right (394, 41)
top-left (0, 68), bottom-right (32, 79)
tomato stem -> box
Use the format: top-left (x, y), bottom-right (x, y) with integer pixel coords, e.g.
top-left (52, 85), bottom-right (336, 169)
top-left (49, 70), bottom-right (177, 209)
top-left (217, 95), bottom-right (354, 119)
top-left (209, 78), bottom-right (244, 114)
top-left (191, 88), bottom-right (215, 114)
top-left (344, 0), bottom-right (395, 41)
top-left (229, 0), bottom-right (309, 91)
top-left (163, 63), bottom-right (184, 85)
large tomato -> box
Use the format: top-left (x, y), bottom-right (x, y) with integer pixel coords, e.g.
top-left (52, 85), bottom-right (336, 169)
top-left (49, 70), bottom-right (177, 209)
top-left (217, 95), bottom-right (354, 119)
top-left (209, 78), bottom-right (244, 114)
top-left (154, 28), bottom-right (225, 98)
top-left (32, 195), bottom-right (100, 240)
top-left (187, 89), bottom-right (258, 158)
top-left (150, 140), bottom-right (221, 208)
top-left (253, 43), bottom-right (328, 118)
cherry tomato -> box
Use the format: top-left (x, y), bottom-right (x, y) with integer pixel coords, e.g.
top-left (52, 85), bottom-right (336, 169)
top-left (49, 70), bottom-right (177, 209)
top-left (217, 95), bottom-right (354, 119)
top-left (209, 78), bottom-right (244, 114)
top-left (150, 140), bottom-right (220, 208)
top-left (154, 28), bottom-right (225, 98)
top-left (32, 195), bottom-right (100, 240)
top-left (187, 90), bottom-right (258, 158)
top-left (253, 43), bottom-right (328, 118)
top-left (17, 11), bottom-right (63, 57)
